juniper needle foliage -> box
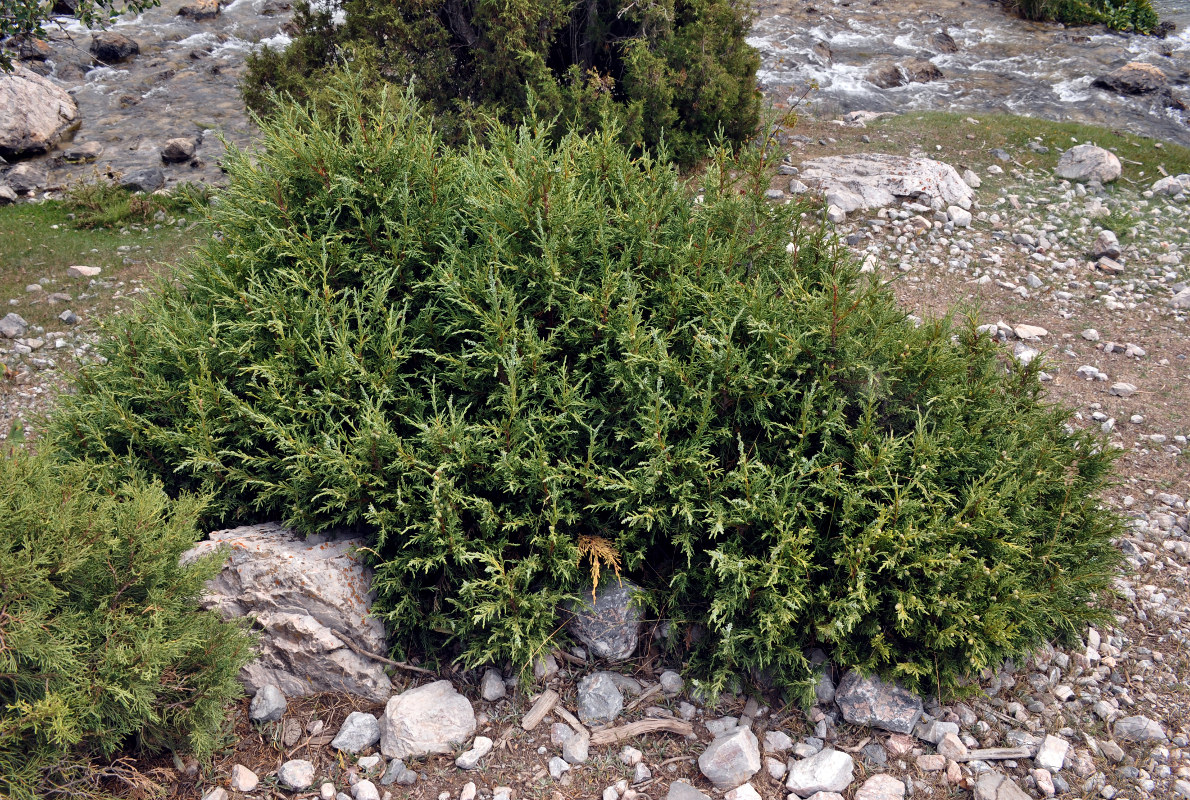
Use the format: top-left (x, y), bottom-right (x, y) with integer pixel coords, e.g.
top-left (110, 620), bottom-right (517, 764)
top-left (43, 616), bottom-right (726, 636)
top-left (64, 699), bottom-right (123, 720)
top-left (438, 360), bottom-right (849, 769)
top-left (50, 80), bottom-right (1121, 698)
top-left (0, 450), bottom-right (252, 800)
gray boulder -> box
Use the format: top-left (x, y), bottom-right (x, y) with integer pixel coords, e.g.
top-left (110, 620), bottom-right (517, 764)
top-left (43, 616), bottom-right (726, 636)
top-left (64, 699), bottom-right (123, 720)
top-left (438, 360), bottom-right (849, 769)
top-left (798, 153), bottom-right (974, 215)
top-left (567, 578), bottom-right (643, 661)
top-left (698, 727), bottom-right (761, 790)
top-left (249, 684), bottom-right (287, 723)
top-left (0, 184), bottom-right (16, 205)
top-left (379, 680), bottom-right (476, 760)
top-left (1092, 62), bottom-right (1183, 108)
top-left (1055, 145), bottom-right (1121, 184)
top-left (161, 137), bottom-right (197, 164)
top-left (0, 313), bottom-right (29, 339)
top-left (181, 522), bottom-right (393, 702)
top-left (90, 32), bottom-right (139, 63)
top-left (834, 671), bottom-right (922, 734)
top-left (331, 712), bottom-right (381, 753)
top-left (178, 0), bottom-right (221, 19)
top-left (577, 671), bottom-right (625, 725)
top-left (62, 141), bottom-right (104, 163)
top-left (0, 65), bottom-right (78, 159)
top-left (118, 167), bottom-right (165, 193)
top-left (5, 162), bottom-right (46, 195)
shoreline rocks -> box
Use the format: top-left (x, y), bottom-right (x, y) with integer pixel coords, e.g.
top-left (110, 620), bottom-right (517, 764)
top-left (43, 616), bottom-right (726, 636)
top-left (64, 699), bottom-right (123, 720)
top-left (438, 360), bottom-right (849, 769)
top-left (0, 64), bottom-right (79, 159)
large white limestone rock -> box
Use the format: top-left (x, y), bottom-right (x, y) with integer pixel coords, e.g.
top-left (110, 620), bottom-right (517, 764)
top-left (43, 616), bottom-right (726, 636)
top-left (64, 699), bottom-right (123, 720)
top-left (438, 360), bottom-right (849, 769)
top-left (182, 522), bottom-right (393, 702)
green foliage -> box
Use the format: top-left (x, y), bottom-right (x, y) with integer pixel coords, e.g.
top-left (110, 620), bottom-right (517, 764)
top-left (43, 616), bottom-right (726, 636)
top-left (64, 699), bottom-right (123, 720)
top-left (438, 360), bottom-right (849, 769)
top-left (0, 0), bottom-right (161, 71)
top-left (241, 0), bottom-right (760, 166)
top-left (0, 448), bottom-right (253, 800)
top-left (50, 79), bottom-right (1122, 700)
top-left (1007, 0), bottom-right (1159, 34)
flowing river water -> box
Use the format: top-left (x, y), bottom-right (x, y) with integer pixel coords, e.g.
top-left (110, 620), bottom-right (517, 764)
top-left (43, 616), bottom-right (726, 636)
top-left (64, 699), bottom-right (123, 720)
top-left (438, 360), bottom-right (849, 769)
top-left (14, 0), bottom-right (1190, 190)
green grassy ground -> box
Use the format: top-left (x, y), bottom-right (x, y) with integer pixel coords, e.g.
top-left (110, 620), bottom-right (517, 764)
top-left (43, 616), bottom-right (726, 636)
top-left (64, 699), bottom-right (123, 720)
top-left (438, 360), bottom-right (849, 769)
top-left (0, 193), bottom-right (204, 333)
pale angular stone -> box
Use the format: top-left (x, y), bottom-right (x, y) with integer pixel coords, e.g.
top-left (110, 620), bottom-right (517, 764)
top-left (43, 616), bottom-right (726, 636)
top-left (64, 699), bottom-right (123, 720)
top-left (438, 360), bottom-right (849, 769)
top-left (1034, 734), bottom-right (1068, 772)
top-left (764, 730), bottom-right (793, 753)
top-left (937, 732), bottom-right (968, 760)
top-left (854, 774), bottom-right (905, 800)
top-left (0, 313), bottom-right (29, 339)
top-left (914, 719), bottom-right (958, 744)
top-left (230, 764), bottom-right (259, 792)
top-left (182, 523), bottom-right (392, 702)
top-left (332, 712), bottom-right (381, 753)
top-left (1013, 324), bottom-right (1048, 340)
top-left (162, 137), bottom-right (196, 164)
top-left (667, 781), bottom-right (711, 800)
top-left (1114, 715), bottom-right (1167, 742)
top-left (455, 736), bottom-right (493, 769)
top-left (548, 756), bottom-right (570, 780)
top-left (277, 759), bottom-right (316, 790)
top-left (353, 779), bottom-right (380, 800)
top-left (725, 783), bottom-right (761, 800)
top-left (698, 727), bottom-right (762, 790)
top-left (785, 748), bottom-right (854, 798)
top-left (249, 684), bottom-right (286, 723)
top-left (973, 772), bottom-right (1031, 800)
top-left (799, 153), bottom-right (975, 214)
top-left (1033, 768), bottom-right (1055, 797)
top-left (380, 680), bottom-right (476, 760)
top-left (577, 671), bottom-right (624, 724)
top-left (562, 732), bottom-right (590, 764)
top-left (66, 265), bottom-right (102, 278)
top-left (481, 668), bottom-right (506, 701)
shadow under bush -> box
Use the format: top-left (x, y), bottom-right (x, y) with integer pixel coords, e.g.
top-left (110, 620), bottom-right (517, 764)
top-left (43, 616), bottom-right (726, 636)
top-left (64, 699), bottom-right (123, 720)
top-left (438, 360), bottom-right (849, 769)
top-left (49, 76), bottom-right (1123, 701)
top-left (0, 449), bottom-right (253, 800)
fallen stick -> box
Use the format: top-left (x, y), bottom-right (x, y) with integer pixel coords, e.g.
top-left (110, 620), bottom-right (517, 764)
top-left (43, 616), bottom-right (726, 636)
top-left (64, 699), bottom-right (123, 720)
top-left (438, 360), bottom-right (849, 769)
top-left (553, 705), bottom-right (590, 739)
top-left (590, 718), bottom-right (694, 746)
top-left (623, 683), bottom-right (663, 713)
top-left (954, 746), bottom-right (1033, 762)
top-left (522, 689), bottom-right (560, 731)
top-left (331, 633), bottom-right (437, 676)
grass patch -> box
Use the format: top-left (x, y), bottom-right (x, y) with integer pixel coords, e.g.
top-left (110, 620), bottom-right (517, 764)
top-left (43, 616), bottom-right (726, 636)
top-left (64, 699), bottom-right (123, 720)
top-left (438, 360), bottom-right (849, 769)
top-left (0, 198), bottom-right (203, 334)
top-left (865, 111), bottom-right (1190, 179)
top-left (62, 179), bottom-right (212, 229)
